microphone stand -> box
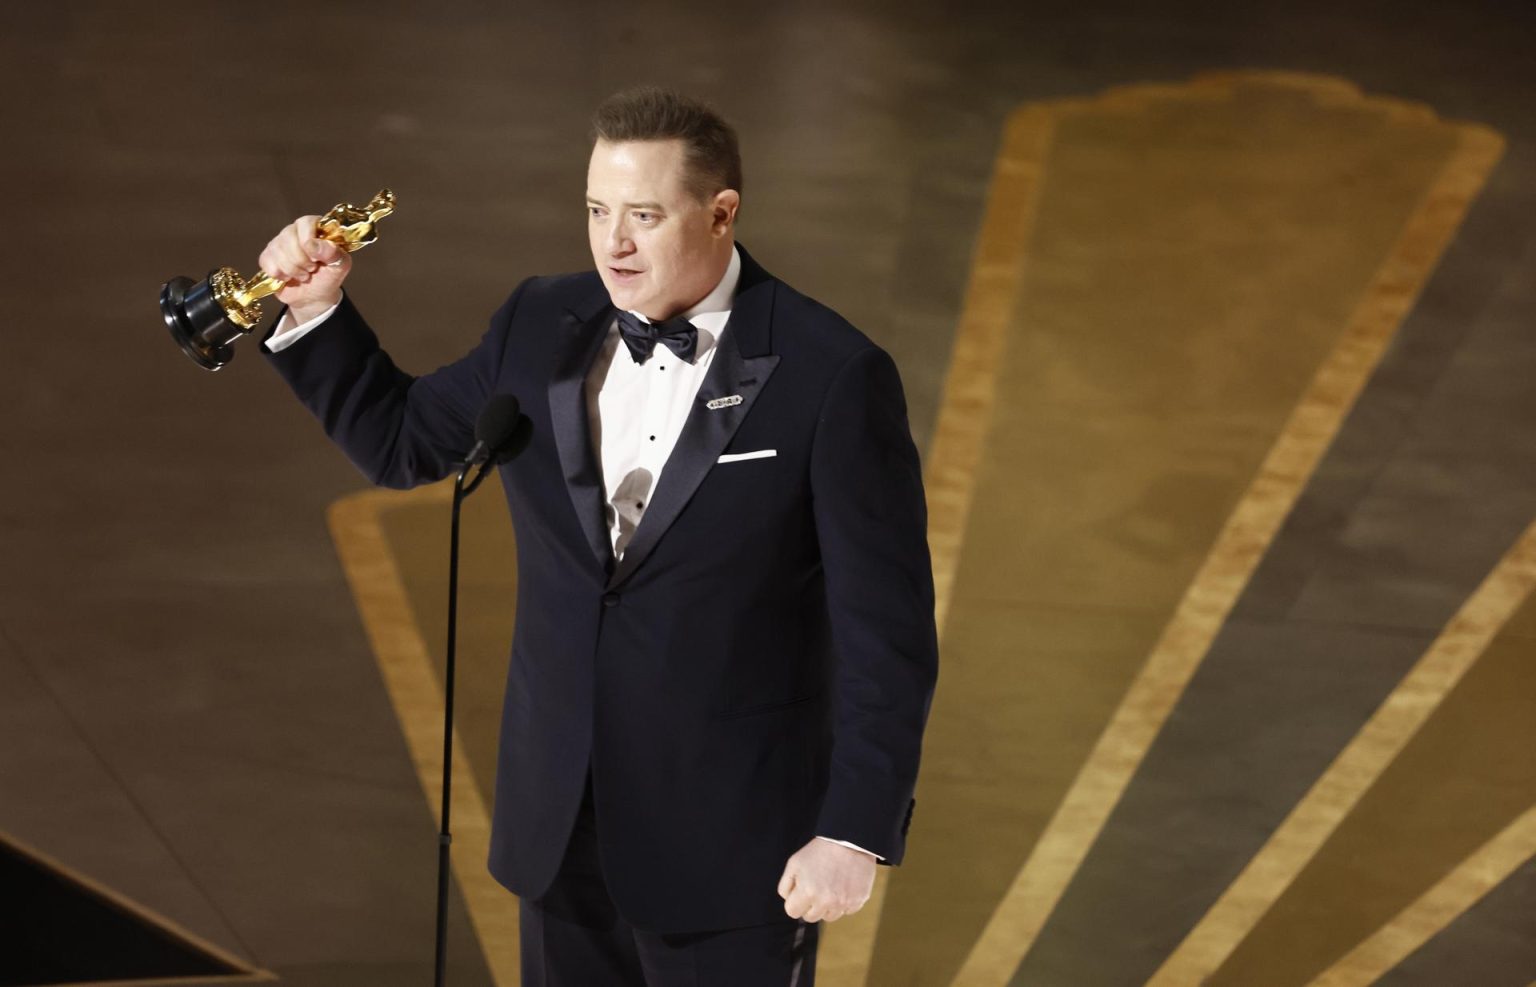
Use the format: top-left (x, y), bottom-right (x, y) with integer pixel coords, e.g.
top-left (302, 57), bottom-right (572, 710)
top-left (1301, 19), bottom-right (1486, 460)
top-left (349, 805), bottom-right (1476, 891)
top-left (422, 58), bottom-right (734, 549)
top-left (434, 456), bottom-right (494, 987)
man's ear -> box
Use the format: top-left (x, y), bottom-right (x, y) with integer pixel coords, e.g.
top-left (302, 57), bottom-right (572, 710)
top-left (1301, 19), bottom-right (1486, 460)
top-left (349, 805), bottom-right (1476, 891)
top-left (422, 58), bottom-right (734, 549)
top-left (711, 189), bottom-right (741, 236)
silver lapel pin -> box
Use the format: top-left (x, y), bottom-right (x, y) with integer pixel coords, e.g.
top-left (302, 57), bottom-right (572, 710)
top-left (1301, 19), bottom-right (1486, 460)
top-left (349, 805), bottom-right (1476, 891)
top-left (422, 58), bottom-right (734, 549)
top-left (706, 394), bottom-right (743, 410)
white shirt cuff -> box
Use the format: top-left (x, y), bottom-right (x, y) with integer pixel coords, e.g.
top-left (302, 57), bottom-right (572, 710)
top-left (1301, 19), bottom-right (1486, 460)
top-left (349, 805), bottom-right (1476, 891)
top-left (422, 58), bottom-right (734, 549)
top-left (264, 301), bottom-right (340, 353)
top-left (816, 835), bottom-right (882, 860)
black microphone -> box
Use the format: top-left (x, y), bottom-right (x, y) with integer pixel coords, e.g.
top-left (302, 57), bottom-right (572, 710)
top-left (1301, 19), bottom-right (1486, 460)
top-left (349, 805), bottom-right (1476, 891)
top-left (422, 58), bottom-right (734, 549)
top-left (465, 394), bottom-right (531, 466)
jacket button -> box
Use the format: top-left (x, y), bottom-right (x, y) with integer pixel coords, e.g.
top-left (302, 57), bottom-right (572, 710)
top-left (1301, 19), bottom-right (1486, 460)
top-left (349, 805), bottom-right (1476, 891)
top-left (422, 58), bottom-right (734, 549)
top-left (602, 592), bottom-right (620, 608)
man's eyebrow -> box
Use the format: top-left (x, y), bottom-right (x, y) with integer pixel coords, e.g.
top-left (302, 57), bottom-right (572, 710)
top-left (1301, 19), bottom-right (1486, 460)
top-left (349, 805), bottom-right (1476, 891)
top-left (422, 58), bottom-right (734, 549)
top-left (584, 196), bottom-right (666, 211)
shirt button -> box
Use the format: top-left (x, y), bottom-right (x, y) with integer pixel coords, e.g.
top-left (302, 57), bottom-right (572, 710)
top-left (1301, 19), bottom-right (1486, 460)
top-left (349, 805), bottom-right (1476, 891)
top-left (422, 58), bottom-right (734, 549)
top-left (602, 592), bottom-right (620, 608)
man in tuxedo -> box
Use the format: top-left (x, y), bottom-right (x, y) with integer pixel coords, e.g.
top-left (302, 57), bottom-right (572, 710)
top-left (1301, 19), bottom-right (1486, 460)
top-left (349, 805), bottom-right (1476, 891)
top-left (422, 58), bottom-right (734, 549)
top-left (258, 87), bottom-right (938, 985)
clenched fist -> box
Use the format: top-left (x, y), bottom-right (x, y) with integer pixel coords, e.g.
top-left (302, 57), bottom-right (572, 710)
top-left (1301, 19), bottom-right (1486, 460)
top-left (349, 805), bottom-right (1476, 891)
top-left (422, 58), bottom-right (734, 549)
top-left (256, 216), bottom-right (353, 325)
top-left (777, 838), bottom-right (877, 923)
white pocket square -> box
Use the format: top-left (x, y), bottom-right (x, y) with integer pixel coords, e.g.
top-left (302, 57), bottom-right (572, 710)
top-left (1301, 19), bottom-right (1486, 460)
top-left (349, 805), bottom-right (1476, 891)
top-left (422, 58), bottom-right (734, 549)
top-left (717, 449), bottom-right (777, 463)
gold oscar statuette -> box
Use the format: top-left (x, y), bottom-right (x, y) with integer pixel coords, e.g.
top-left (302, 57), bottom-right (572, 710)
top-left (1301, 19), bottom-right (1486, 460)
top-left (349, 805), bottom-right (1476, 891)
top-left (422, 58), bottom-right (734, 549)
top-left (160, 188), bottom-right (396, 371)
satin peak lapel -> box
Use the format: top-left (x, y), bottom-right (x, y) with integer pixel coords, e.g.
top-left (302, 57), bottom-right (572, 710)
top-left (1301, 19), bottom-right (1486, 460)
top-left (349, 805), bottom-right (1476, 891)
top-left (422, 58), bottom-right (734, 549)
top-left (548, 306), bottom-right (615, 574)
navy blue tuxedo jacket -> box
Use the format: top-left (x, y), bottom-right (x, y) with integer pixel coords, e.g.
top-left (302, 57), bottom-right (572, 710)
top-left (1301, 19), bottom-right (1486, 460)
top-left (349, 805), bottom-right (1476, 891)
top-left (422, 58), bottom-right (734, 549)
top-left (265, 245), bottom-right (939, 933)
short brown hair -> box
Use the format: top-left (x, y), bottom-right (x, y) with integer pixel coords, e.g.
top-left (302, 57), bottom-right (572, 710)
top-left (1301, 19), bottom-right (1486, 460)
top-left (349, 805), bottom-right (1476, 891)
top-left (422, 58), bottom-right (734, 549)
top-left (591, 86), bottom-right (743, 200)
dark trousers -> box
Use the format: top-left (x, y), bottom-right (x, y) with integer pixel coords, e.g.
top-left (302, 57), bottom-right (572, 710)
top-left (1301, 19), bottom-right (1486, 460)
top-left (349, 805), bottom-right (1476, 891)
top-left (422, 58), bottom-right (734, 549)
top-left (519, 773), bottom-right (818, 986)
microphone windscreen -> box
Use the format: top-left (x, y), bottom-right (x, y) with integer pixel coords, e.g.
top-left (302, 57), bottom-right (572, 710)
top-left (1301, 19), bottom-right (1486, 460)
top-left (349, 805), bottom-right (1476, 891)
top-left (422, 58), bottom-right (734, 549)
top-left (497, 415), bottom-right (534, 464)
top-left (475, 394), bottom-right (523, 450)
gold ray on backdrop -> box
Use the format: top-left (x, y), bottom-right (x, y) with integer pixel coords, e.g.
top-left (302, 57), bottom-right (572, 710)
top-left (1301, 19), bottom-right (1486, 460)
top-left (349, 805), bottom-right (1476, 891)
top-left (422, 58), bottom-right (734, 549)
top-left (859, 72), bottom-right (1504, 987)
top-left (1305, 804), bottom-right (1536, 987)
top-left (1207, 540), bottom-right (1536, 985)
top-left (1197, 512), bottom-right (1536, 986)
top-left (817, 104), bottom-right (1058, 987)
top-left (327, 484), bottom-right (518, 986)
top-left (1151, 515), bottom-right (1536, 986)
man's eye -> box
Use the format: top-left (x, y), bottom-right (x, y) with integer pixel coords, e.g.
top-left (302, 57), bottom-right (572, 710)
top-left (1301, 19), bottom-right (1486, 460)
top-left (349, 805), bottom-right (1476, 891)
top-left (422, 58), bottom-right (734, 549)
top-left (635, 212), bottom-right (656, 223)
top-left (588, 207), bottom-right (605, 219)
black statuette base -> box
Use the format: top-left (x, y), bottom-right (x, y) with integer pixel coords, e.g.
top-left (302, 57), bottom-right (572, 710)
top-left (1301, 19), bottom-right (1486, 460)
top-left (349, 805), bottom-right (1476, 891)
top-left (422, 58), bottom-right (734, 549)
top-left (160, 273), bottom-right (243, 372)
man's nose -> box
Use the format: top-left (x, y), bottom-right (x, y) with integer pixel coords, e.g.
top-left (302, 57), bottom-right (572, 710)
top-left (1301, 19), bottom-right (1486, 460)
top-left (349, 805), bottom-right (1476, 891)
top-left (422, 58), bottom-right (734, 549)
top-left (607, 218), bottom-right (633, 256)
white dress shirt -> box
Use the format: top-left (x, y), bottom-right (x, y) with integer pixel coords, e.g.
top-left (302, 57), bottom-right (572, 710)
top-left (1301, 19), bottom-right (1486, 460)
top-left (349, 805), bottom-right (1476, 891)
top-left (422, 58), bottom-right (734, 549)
top-left (265, 245), bottom-right (879, 860)
top-left (587, 246), bottom-right (739, 557)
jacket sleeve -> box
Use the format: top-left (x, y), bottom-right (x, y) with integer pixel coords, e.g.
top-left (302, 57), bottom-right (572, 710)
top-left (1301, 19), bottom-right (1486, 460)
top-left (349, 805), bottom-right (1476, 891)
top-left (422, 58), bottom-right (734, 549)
top-left (809, 344), bottom-right (939, 865)
top-left (262, 282), bottom-right (527, 489)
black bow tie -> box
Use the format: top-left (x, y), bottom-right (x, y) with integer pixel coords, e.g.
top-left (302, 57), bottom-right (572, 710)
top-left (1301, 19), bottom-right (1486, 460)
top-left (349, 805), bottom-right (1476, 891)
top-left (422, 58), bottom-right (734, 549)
top-left (616, 310), bottom-right (699, 365)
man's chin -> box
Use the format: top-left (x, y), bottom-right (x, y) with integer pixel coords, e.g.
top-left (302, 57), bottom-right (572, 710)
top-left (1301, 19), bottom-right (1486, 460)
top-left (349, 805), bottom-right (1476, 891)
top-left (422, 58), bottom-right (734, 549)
top-left (605, 287), bottom-right (647, 313)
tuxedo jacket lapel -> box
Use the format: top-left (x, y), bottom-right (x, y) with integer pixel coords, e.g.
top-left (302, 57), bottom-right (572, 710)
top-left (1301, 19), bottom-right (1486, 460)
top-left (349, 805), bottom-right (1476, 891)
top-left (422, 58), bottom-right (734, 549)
top-left (548, 303), bottom-right (617, 575)
top-left (607, 260), bottom-right (780, 590)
